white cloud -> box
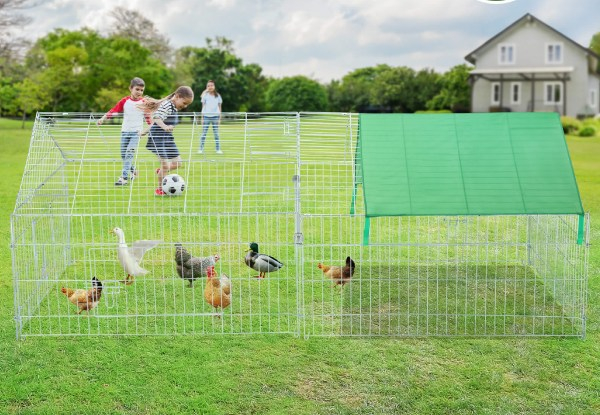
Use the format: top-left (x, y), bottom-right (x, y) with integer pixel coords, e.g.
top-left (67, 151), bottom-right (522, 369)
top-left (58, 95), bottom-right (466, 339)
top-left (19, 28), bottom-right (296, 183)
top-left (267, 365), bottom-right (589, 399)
top-left (348, 0), bottom-right (479, 25)
top-left (14, 0), bottom-right (600, 82)
top-left (207, 0), bottom-right (237, 9)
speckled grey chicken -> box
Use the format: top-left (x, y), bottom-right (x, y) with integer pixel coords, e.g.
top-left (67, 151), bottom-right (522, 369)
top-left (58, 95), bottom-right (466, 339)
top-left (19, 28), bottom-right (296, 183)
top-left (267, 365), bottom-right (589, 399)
top-left (174, 243), bottom-right (220, 287)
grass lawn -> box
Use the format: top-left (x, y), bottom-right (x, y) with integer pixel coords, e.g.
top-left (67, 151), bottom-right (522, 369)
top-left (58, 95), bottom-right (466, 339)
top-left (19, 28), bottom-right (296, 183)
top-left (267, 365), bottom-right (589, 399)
top-left (1, 116), bottom-right (600, 414)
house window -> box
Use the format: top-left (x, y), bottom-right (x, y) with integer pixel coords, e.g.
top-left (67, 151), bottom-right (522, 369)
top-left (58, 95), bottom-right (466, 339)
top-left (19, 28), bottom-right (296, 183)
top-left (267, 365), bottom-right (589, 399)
top-left (491, 82), bottom-right (501, 105)
top-left (498, 43), bottom-right (515, 64)
top-left (591, 90), bottom-right (598, 108)
top-left (546, 43), bottom-right (563, 64)
top-left (510, 82), bottom-right (521, 105)
top-left (544, 82), bottom-right (562, 105)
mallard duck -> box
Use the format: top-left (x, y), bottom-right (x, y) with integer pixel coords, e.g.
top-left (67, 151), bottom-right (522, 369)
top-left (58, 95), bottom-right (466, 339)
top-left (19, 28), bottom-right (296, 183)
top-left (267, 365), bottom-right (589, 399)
top-left (110, 227), bottom-right (161, 285)
top-left (244, 242), bottom-right (284, 279)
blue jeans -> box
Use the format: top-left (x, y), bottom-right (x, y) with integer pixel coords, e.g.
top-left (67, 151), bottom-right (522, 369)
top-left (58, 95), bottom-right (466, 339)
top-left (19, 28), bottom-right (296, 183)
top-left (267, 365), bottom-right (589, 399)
top-left (120, 131), bottom-right (140, 179)
top-left (199, 116), bottom-right (220, 151)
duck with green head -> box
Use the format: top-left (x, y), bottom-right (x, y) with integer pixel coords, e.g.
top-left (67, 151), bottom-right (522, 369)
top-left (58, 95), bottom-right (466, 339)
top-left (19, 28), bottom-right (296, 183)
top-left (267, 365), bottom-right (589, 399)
top-left (245, 242), bottom-right (284, 279)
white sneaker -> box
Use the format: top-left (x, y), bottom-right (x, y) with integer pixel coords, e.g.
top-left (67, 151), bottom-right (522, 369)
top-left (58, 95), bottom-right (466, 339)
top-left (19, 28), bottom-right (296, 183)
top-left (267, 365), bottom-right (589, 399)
top-left (216, 150), bottom-right (223, 154)
top-left (115, 177), bottom-right (128, 186)
top-left (197, 149), bottom-right (203, 154)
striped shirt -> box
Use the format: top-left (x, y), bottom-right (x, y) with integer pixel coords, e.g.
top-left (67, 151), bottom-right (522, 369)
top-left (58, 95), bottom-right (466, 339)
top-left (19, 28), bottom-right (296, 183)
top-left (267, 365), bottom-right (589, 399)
top-left (153, 100), bottom-right (177, 121)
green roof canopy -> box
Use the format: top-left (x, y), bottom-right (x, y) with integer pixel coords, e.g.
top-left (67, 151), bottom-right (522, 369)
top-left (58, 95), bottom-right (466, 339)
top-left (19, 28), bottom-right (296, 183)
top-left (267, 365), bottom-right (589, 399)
top-left (359, 112), bottom-right (584, 218)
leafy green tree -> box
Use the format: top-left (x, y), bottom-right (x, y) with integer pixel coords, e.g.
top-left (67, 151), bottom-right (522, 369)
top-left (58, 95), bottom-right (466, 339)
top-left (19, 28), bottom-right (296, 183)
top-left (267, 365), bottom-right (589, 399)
top-left (372, 66), bottom-right (417, 112)
top-left (94, 87), bottom-right (125, 113)
top-left (328, 65), bottom-right (390, 112)
top-left (372, 66), bottom-right (442, 112)
top-left (0, 0), bottom-right (33, 118)
top-left (32, 40), bottom-right (89, 112)
top-left (236, 63), bottom-right (270, 112)
top-left (0, 77), bottom-right (19, 116)
top-left (16, 76), bottom-right (49, 127)
top-left (94, 36), bottom-right (173, 100)
top-left (265, 75), bottom-right (328, 111)
top-left (174, 37), bottom-right (268, 112)
top-left (172, 46), bottom-right (197, 87)
top-left (330, 65), bottom-right (441, 113)
top-left (109, 7), bottom-right (172, 64)
top-left (426, 64), bottom-right (472, 112)
top-left (24, 28), bottom-right (172, 112)
top-left (413, 69), bottom-right (443, 111)
top-left (590, 32), bottom-right (600, 72)
top-left (0, 0), bottom-right (33, 77)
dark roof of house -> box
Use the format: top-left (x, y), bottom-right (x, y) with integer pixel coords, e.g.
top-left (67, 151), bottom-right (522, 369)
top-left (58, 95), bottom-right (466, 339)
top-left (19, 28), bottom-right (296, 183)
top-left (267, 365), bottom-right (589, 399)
top-left (464, 13), bottom-right (600, 65)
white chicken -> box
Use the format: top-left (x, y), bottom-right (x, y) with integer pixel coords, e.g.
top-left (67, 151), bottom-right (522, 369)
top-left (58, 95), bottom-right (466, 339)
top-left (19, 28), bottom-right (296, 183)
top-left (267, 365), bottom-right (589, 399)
top-left (110, 227), bottom-right (161, 285)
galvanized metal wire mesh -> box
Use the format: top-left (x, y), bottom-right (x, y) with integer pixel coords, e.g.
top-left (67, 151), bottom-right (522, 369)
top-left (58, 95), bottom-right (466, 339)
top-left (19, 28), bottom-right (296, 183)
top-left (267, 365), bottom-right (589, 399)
top-left (11, 112), bottom-right (589, 338)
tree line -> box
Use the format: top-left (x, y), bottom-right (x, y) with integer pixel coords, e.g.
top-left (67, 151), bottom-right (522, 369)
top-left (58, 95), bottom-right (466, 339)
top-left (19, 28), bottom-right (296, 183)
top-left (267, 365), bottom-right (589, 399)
top-left (1, 2), bottom-right (598, 120)
top-left (0, 3), bottom-right (473, 120)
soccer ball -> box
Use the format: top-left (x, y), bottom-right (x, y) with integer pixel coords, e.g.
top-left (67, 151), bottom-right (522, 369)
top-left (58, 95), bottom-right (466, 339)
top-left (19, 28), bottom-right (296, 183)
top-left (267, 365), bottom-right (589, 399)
top-left (162, 174), bottom-right (185, 196)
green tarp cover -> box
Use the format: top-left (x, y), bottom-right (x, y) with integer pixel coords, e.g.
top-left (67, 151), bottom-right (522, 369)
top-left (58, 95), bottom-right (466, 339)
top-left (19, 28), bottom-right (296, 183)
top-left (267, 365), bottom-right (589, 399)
top-left (359, 112), bottom-right (584, 217)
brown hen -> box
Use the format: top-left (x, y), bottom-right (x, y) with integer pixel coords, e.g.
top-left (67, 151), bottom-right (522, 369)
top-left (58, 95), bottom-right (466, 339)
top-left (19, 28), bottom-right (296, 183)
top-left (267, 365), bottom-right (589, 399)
top-left (318, 256), bottom-right (356, 287)
top-left (60, 277), bottom-right (103, 314)
top-left (203, 266), bottom-right (231, 312)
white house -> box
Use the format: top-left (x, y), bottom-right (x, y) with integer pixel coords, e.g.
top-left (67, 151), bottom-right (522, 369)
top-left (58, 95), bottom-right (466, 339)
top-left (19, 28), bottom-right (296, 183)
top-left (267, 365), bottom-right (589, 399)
top-left (465, 13), bottom-right (600, 117)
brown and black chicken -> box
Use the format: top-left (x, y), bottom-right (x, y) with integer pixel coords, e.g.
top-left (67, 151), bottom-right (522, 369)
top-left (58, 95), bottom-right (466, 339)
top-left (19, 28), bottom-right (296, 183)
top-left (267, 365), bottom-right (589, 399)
top-left (60, 277), bottom-right (103, 314)
top-left (317, 256), bottom-right (356, 287)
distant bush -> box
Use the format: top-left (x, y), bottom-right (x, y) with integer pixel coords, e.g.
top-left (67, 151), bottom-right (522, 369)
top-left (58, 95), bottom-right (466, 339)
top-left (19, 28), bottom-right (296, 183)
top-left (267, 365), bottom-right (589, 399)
top-left (581, 117), bottom-right (600, 132)
top-left (579, 126), bottom-right (596, 137)
top-left (560, 116), bottom-right (582, 134)
top-left (414, 110), bottom-right (452, 114)
top-left (489, 106), bottom-right (511, 112)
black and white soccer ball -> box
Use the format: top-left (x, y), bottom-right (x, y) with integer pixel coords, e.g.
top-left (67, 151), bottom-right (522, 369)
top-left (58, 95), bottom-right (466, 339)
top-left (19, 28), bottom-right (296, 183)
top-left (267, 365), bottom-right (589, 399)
top-left (162, 174), bottom-right (185, 196)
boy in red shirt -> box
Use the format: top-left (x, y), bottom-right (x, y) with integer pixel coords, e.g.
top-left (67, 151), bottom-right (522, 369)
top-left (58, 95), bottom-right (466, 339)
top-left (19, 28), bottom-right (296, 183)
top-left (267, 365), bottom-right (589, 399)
top-left (98, 77), bottom-right (152, 186)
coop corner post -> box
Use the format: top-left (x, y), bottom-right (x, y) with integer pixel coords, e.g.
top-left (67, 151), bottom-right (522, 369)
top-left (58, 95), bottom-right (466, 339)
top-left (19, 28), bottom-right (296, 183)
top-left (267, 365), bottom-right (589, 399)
top-left (362, 216), bottom-right (370, 246)
top-left (292, 167), bottom-right (303, 302)
top-left (10, 216), bottom-right (22, 340)
top-left (577, 213), bottom-right (584, 245)
top-left (293, 112), bottom-right (305, 338)
top-left (239, 112), bottom-right (249, 213)
top-left (350, 184), bottom-right (358, 215)
top-left (526, 215), bottom-right (533, 267)
top-left (582, 212), bottom-right (591, 339)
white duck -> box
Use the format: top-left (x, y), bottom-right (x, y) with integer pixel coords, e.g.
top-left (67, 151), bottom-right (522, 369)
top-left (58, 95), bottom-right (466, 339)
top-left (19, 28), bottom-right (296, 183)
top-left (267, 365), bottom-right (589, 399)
top-left (110, 227), bottom-right (161, 285)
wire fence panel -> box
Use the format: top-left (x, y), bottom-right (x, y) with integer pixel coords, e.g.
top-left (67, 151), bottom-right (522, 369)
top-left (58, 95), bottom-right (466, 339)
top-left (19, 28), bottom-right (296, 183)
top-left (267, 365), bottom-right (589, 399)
top-left (11, 112), bottom-right (589, 338)
top-left (302, 215), bottom-right (588, 337)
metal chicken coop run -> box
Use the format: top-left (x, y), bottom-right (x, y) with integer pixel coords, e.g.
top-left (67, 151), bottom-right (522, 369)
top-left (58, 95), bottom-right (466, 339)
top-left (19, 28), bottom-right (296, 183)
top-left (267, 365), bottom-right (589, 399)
top-left (11, 111), bottom-right (589, 339)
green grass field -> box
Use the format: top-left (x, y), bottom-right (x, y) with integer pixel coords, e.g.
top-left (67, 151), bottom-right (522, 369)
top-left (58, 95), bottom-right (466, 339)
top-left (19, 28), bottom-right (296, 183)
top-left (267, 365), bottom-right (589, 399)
top-left (2, 116), bottom-right (600, 414)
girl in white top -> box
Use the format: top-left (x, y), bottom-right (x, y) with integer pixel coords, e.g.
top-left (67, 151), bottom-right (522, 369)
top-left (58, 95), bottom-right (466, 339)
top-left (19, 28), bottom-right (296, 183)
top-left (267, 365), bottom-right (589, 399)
top-left (198, 80), bottom-right (223, 154)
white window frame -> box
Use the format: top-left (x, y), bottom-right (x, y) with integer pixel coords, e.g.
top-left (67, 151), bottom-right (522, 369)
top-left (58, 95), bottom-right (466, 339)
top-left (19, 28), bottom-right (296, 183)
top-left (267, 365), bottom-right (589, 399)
top-left (590, 89), bottom-right (598, 108)
top-left (544, 82), bottom-right (563, 105)
top-left (510, 82), bottom-right (521, 105)
top-left (545, 42), bottom-right (564, 64)
top-left (498, 43), bottom-right (515, 65)
top-left (491, 82), bottom-right (501, 105)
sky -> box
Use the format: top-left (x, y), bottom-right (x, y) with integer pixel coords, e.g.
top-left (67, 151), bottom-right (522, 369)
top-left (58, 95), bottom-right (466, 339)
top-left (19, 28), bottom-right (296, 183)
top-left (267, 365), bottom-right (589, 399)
top-left (14, 0), bottom-right (600, 82)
